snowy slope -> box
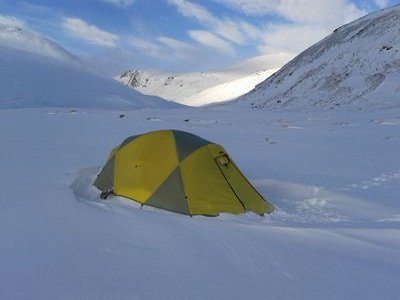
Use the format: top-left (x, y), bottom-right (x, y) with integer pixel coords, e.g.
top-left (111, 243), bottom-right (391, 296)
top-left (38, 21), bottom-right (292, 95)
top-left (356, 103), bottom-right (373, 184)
top-left (120, 68), bottom-right (275, 106)
top-left (238, 5), bottom-right (400, 109)
top-left (0, 24), bottom-right (82, 66)
top-left (118, 53), bottom-right (290, 106)
top-left (119, 69), bottom-right (231, 102)
top-left (0, 26), bottom-right (179, 110)
top-left (0, 107), bottom-right (399, 300)
top-left (184, 69), bottom-right (278, 106)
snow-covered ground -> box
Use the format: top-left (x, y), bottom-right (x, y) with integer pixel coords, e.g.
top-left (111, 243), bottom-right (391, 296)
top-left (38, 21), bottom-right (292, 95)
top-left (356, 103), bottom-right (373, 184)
top-left (1, 106), bottom-right (399, 300)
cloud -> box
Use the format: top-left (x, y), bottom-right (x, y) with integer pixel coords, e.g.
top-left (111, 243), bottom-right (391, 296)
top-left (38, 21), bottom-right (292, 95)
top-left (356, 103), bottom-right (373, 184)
top-left (129, 37), bottom-right (163, 58)
top-left (167, 0), bottom-right (261, 45)
top-left (101, 0), bottom-right (135, 8)
top-left (374, 0), bottom-right (389, 8)
top-left (19, 2), bottom-right (54, 15)
top-left (0, 14), bottom-right (26, 28)
top-left (157, 36), bottom-right (194, 51)
top-left (86, 48), bottom-right (136, 76)
top-left (189, 30), bottom-right (236, 55)
top-left (258, 23), bottom-right (329, 55)
top-left (167, 0), bottom-right (215, 24)
top-left (210, 0), bottom-right (366, 62)
top-left (129, 36), bottom-right (199, 62)
top-left (213, 0), bottom-right (365, 25)
top-left (62, 17), bottom-right (119, 47)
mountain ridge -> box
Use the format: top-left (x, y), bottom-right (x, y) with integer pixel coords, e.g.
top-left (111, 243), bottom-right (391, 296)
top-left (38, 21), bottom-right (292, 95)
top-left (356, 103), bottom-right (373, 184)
top-left (0, 25), bottom-right (180, 110)
top-left (236, 5), bottom-right (400, 110)
top-left (118, 67), bottom-right (276, 106)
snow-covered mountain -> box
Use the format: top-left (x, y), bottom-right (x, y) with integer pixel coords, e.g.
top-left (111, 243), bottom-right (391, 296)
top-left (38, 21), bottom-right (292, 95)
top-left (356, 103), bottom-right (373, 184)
top-left (119, 69), bottom-right (231, 103)
top-left (0, 25), bottom-right (179, 110)
top-left (238, 5), bottom-right (400, 110)
top-left (118, 52), bottom-right (292, 107)
top-left (119, 68), bottom-right (277, 106)
top-left (0, 23), bottom-right (82, 66)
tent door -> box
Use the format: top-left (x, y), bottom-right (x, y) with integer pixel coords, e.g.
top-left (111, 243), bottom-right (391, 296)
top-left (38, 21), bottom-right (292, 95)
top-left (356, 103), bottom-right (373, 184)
top-left (215, 155), bottom-right (246, 210)
top-left (215, 154), bottom-right (267, 214)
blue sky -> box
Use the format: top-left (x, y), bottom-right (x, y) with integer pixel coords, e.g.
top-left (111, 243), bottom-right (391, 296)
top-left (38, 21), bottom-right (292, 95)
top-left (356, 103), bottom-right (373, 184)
top-left (1, 0), bottom-right (399, 75)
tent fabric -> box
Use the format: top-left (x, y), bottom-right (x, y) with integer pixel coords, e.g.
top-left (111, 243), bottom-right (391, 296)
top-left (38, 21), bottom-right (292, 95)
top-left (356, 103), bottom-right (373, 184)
top-left (94, 130), bottom-right (274, 216)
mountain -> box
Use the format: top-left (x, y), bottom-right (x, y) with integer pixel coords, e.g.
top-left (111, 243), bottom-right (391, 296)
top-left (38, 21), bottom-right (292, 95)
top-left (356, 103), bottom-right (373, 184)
top-left (119, 68), bottom-right (276, 106)
top-left (118, 53), bottom-right (291, 106)
top-left (182, 69), bottom-right (277, 106)
top-left (0, 23), bottom-right (82, 66)
top-left (237, 5), bottom-right (400, 110)
top-left (0, 25), bottom-right (179, 110)
top-left (118, 69), bottom-right (230, 104)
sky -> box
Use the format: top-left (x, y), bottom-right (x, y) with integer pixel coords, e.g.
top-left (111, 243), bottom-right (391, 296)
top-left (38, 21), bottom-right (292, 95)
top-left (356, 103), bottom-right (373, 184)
top-left (0, 0), bottom-right (399, 75)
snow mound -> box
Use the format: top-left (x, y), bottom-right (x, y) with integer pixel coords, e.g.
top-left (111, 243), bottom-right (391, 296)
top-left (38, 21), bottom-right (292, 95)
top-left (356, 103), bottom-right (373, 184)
top-left (238, 5), bottom-right (400, 109)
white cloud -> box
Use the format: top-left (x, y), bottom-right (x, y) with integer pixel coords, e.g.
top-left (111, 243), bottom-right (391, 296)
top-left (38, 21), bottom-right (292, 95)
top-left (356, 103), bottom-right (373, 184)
top-left (375, 0), bottom-right (389, 8)
top-left (101, 0), bottom-right (135, 8)
top-left (214, 20), bottom-right (246, 44)
top-left (258, 23), bottom-right (329, 55)
top-left (156, 36), bottom-right (203, 61)
top-left (128, 36), bottom-right (201, 66)
top-left (189, 30), bottom-right (236, 55)
top-left (213, 0), bottom-right (365, 25)
top-left (210, 0), bottom-right (367, 63)
top-left (167, 0), bottom-right (216, 24)
top-left (0, 15), bottom-right (26, 28)
top-left (168, 0), bottom-right (261, 45)
top-left (129, 37), bottom-right (163, 58)
top-left (62, 17), bottom-right (119, 47)
top-left (157, 36), bottom-right (194, 51)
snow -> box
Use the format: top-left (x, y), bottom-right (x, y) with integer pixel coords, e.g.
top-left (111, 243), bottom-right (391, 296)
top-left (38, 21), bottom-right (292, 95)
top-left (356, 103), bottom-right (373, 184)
top-left (238, 5), bottom-right (400, 109)
top-left (118, 53), bottom-right (288, 106)
top-left (0, 24), bottom-right (179, 110)
top-left (0, 106), bottom-right (399, 300)
top-left (1, 6), bottom-right (400, 300)
top-left (0, 46), bottom-right (179, 110)
top-left (0, 24), bottom-right (82, 66)
top-left (183, 69), bottom-right (278, 106)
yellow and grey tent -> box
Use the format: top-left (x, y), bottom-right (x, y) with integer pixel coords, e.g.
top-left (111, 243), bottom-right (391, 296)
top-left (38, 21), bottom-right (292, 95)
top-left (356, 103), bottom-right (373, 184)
top-left (94, 130), bottom-right (273, 216)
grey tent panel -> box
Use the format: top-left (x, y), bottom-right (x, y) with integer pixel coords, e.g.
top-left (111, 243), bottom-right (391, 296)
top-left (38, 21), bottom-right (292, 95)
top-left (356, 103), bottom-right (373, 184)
top-left (173, 130), bottom-right (211, 161)
top-left (145, 167), bottom-right (190, 214)
top-left (119, 135), bottom-right (139, 149)
top-left (94, 156), bottom-right (115, 191)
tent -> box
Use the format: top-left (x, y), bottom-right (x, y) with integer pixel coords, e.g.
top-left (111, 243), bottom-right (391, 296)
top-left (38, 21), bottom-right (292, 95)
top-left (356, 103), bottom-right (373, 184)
top-left (94, 130), bottom-right (274, 216)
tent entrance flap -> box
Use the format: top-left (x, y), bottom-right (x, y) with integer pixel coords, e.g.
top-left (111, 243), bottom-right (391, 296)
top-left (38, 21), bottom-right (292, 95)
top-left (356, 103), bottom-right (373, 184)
top-left (215, 155), bottom-right (273, 214)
